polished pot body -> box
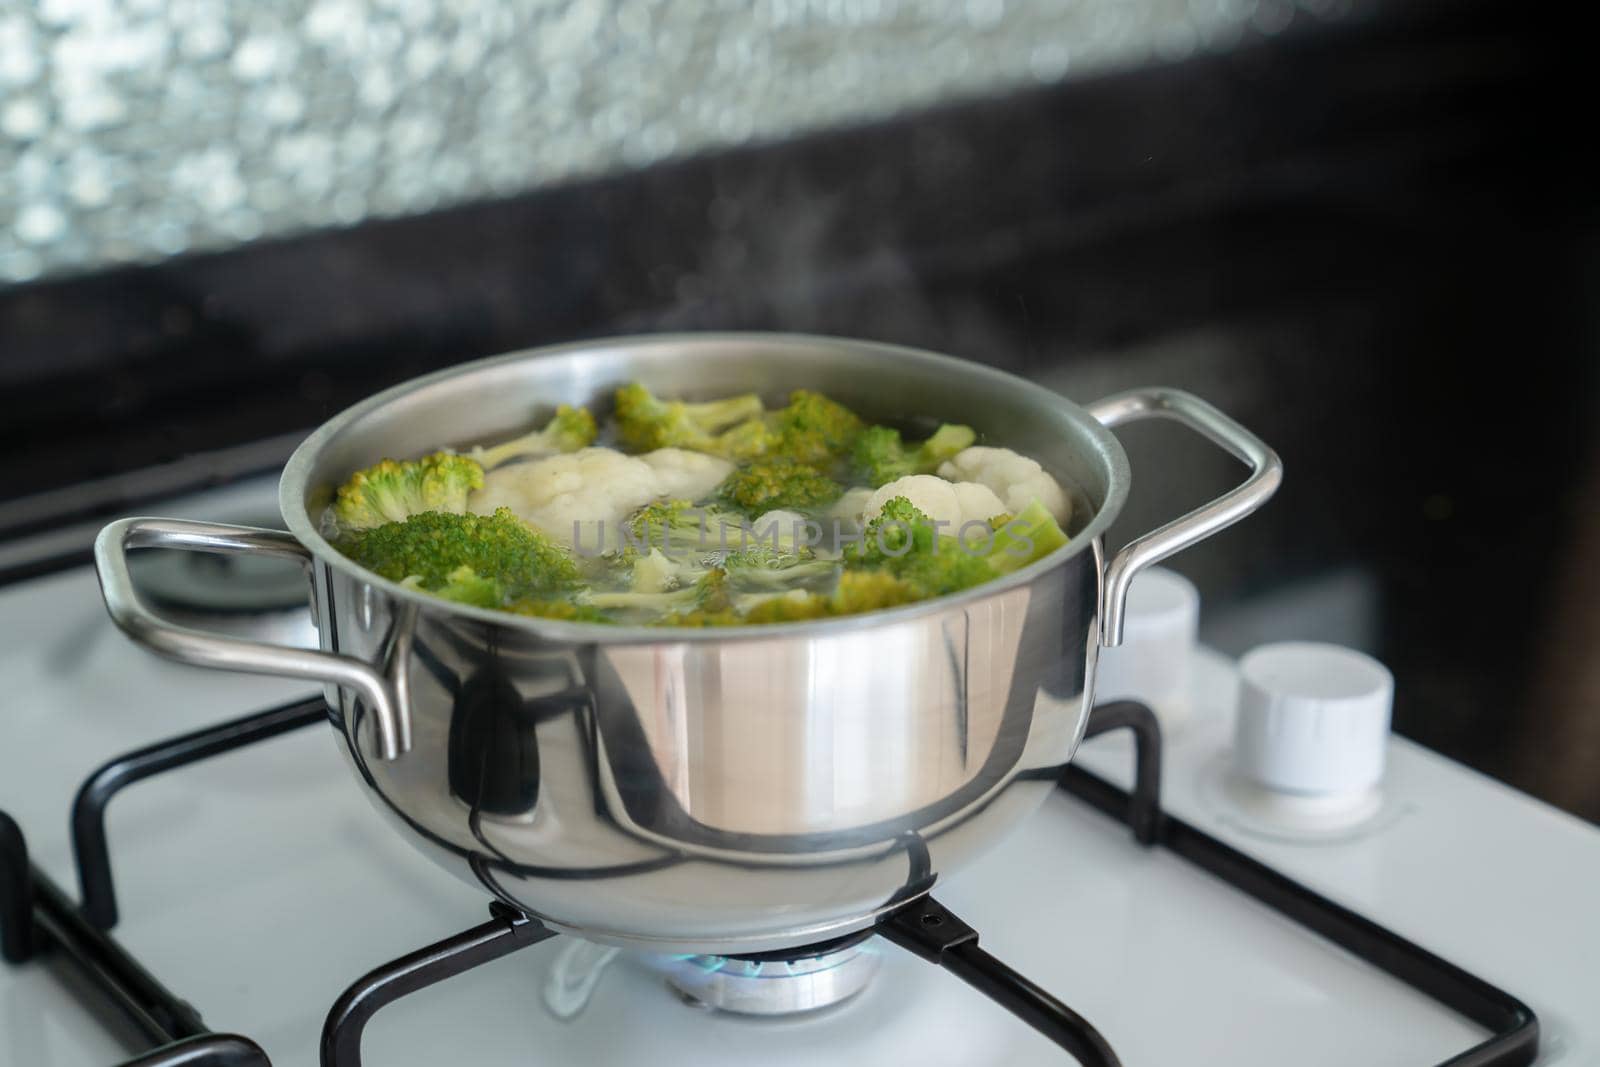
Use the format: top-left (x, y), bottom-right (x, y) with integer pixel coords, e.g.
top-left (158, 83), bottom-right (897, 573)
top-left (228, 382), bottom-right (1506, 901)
top-left (95, 334), bottom-right (1279, 955)
top-left (321, 527), bottom-right (1098, 954)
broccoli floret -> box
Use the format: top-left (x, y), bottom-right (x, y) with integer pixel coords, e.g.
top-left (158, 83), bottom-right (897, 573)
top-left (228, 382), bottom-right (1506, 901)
top-left (612, 382), bottom-right (765, 454)
top-left (626, 547), bottom-right (715, 593)
top-left (851, 423), bottom-right (977, 487)
top-left (471, 405), bottom-right (597, 469)
top-left (619, 528), bottom-right (837, 602)
top-left (767, 389), bottom-right (865, 466)
top-left (625, 499), bottom-right (751, 554)
top-left (717, 460), bottom-right (842, 513)
top-left (923, 424), bottom-right (978, 462)
top-left (506, 598), bottom-right (612, 623)
top-left (847, 494), bottom-right (1070, 594)
top-left (333, 452), bottom-right (485, 531)
top-left (894, 542), bottom-right (997, 597)
top-left (986, 498), bottom-right (1071, 574)
top-left (723, 545), bottom-right (838, 589)
top-left (339, 508), bottom-right (577, 601)
top-left (412, 565), bottom-right (503, 608)
top-left (849, 427), bottom-right (905, 485)
top-left (713, 418), bottom-right (780, 461)
top-left (829, 570), bottom-right (927, 614)
top-left (740, 589), bottom-right (833, 624)
top-left (846, 496), bottom-right (996, 596)
top-left (585, 566), bottom-right (732, 614)
top-left (611, 384), bottom-right (862, 465)
top-left (735, 571), bottom-right (925, 623)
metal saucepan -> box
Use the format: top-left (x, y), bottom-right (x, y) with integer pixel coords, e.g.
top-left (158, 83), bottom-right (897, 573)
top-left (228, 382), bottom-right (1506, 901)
top-left (94, 334), bottom-right (1280, 955)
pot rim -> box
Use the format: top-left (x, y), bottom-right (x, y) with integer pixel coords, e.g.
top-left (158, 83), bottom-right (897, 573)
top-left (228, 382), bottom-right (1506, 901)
top-left (279, 331), bottom-right (1130, 644)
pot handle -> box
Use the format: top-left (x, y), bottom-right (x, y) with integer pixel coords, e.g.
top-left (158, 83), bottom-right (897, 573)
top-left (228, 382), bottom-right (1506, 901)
top-left (93, 517), bottom-right (409, 760)
top-left (1088, 388), bottom-right (1282, 647)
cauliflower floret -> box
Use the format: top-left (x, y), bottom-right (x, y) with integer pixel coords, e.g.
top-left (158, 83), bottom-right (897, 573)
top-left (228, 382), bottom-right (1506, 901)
top-left (863, 474), bottom-right (1006, 532)
top-left (629, 548), bottom-right (705, 593)
top-left (820, 489), bottom-right (874, 556)
top-left (639, 448), bottom-right (734, 501)
top-left (952, 481), bottom-right (1010, 524)
top-left (938, 446), bottom-right (1070, 525)
top-left (470, 447), bottom-right (664, 544)
top-left (829, 486), bottom-right (875, 524)
top-left (750, 509), bottom-right (809, 548)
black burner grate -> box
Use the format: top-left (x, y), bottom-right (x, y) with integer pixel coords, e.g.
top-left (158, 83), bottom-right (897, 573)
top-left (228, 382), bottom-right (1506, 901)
top-left (0, 698), bottom-right (1539, 1067)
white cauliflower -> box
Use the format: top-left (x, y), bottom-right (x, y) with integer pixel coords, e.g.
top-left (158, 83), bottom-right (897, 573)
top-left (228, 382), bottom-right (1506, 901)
top-left (750, 509), bottom-right (810, 550)
top-left (469, 447), bottom-right (665, 545)
top-left (829, 486), bottom-right (875, 524)
top-left (469, 447), bottom-right (737, 546)
top-left (863, 474), bottom-right (1007, 532)
top-left (639, 448), bottom-right (734, 502)
top-left (938, 447), bottom-right (1070, 525)
top-left (629, 548), bottom-right (704, 593)
top-left (951, 481), bottom-right (1010, 524)
top-left (817, 490), bottom-right (874, 558)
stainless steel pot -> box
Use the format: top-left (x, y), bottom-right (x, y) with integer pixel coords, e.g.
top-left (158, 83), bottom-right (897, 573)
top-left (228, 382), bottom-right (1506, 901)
top-left (94, 334), bottom-right (1279, 955)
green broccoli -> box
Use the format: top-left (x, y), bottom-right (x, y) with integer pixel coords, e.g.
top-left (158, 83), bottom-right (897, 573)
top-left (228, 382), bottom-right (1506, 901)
top-left (828, 570), bottom-right (928, 614)
top-left (717, 459), bottom-right (842, 512)
top-left (585, 566), bottom-right (732, 614)
top-left (736, 570), bottom-right (926, 623)
top-left (612, 382), bottom-right (765, 454)
top-left (723, 545), bottom-right (838, 589)
top-left (987, 499), bottom-right (1071, 575)
top-left (851, 423), bottom-right (977, 487)
top-left (333, 452), bottom-right (485, 531)
top-left (411, 565), bottom-right (503, 608)
top-left (846, 496), bottom-right (995, 595)
top-left (739, 589), bottom-right (832, 624)
top-left (626, 547), bottom-right (715, 593)
top-left (711, 418), bottom-right (780, 461)
top-left (611, 384), bottom-right (863, 466)
top-left (471, 405), bottom-right (597, 469)
top-left (767, 389), bottom-right (865, 467)
top-left (624, 499), bottom-right (752, 555)
top-left (847, 495), bottom-right (1070, 596)
top-left (617, 536), bottom-right (836, 606)
top-left (339, 507), bottom-right (578, 603)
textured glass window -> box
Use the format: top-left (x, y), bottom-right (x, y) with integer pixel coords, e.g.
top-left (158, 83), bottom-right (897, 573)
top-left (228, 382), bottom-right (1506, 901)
top-left (0, 0), bottom-right (1354, 283)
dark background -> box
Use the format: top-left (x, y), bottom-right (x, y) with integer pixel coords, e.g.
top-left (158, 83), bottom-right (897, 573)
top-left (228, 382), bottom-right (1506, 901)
top-left (3, 3), bottom-right (1594, 819)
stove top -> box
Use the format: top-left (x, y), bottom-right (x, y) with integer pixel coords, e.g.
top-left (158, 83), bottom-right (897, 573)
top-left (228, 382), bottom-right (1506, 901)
top-left (2, 544), bottom-right (1596, 1064)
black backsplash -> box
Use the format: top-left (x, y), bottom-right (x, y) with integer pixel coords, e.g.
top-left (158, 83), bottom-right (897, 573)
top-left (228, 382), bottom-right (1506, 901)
top-left (3, 2), bottom-right (1594, 819)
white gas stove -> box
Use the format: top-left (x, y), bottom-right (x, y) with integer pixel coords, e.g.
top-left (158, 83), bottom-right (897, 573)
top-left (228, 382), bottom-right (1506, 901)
top-left (1, 480), bottom-right (1596, 1067)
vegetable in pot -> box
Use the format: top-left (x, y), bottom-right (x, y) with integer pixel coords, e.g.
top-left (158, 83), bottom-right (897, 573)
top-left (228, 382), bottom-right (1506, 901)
top-left (469, 405), bottom-right (597, 469)
top-left (333, 452), bottom-right (484, 531)
top-left (937, 445), bottom-right (1071, 525)
top-left (340, 507), bottom-right (578, 608)
top-left (325, 385), bottom-right (1077, 626)
top-left (847, 496), bottom-right (1069, 596)
top-left (717, 459), bottom-right (842, 513)
top-left (851, 423), bottom-right (976, 487)
top-left (612, 383), bottom-right (766, 456)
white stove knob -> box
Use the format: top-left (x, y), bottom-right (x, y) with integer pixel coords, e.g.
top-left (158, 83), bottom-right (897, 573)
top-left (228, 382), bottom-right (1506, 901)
top-left (1234, 642), bottom-right (1393, 796)
top-left (1095, 567), bottom-right (1198, 732)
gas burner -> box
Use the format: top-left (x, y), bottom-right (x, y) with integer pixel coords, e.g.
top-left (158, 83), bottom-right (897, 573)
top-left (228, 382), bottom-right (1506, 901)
top-left (655, 930), bottom-right (882, 1016)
